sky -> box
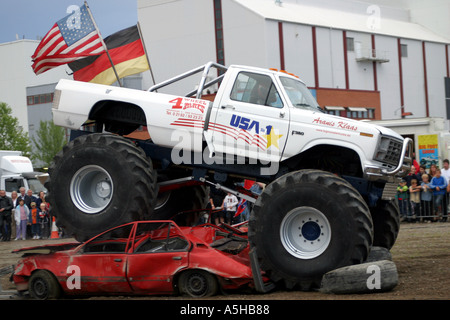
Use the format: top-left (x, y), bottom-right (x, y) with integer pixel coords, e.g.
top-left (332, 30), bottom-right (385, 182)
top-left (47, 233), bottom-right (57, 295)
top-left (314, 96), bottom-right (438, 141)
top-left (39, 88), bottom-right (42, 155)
top-left (0, 0), bottom-right (138, 43)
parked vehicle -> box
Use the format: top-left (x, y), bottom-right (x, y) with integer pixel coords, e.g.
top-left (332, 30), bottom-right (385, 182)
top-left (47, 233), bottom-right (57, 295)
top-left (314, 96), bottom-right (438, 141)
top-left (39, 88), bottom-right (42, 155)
top-left (12, 220), bottom-right (264, 299)
top-left (0, 151), bottom-right (47, 197)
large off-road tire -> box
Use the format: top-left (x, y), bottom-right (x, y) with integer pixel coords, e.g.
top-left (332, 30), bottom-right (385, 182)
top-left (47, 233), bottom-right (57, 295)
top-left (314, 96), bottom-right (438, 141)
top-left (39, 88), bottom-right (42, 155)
top-left (248, 170), bottom-right (373, 290)
top-left (29, 270), bottom-right (62, 300)
top-left (150, 184), bottom-right (208, 225)
top-left (370, 200), bottom-right (400, 250)
top-left (46, 133), bottom-right (157, 241)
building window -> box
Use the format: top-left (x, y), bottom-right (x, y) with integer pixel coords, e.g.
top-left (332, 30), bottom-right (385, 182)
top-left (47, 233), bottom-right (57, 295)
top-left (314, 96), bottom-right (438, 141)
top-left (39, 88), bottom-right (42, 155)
top-left (345, 107), bottom-right (375, 119)
top-left (346, 37), bottom-right (354, 51)
top-left (27, 93), bottom-right (54, 106)
top-left (325, 106), bottom-right (345, 116)
top-left (401, 44), bottom-right (408, 57)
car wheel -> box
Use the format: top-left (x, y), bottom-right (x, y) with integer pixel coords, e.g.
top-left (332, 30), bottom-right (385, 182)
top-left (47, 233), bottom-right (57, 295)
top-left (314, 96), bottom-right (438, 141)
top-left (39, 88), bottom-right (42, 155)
top-left (178, 270), bottom-right (218, 298)
top-left (29, 270), bottom-right (62, 300)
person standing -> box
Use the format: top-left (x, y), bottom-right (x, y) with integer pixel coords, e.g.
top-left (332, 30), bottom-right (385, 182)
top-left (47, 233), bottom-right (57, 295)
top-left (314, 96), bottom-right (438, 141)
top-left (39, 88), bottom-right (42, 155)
top-left (0, 190), bottom-right (13, 241)
top-left (39, 203), bottom-right (50, 239)
top-left (421, 174), bottom-right (433, 222)
top-left (29, 202), bottom-right (40, 239)
top-left (222, 192), bottom-right (239, 224)
top-left (409, 179), bottom-right (421, 222)
top-left (430, 169), bottom-right (448, 221)
top-left (14, 199), bottom-right (30, 240)
top-left (397, 179), bottom-right (409, 220)
top-left (441, 159), bottom-right (450, 222)
top-left (24, 189), bottom-right (37, 210)
top-left (10, 191), bottom-right (19, 240)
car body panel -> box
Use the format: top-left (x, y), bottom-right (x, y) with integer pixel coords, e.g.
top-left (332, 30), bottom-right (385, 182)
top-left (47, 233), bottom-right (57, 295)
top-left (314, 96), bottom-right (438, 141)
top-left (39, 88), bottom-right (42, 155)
top-left (12, 220), bottom-right (257, 297)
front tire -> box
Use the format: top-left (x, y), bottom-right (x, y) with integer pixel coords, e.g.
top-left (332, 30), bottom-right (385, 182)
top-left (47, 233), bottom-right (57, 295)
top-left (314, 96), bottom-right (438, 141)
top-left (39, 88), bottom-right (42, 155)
top-left (29, 270), bottom-right (62, 300)
top-left (248, 170), bottom-right (373, 290)
top-left (46, 133), bottom-right (157, 241)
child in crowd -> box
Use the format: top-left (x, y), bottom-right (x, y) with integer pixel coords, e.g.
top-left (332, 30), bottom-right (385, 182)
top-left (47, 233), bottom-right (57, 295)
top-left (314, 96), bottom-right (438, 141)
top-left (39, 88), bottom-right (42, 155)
top-left (39, 203), bottom-right (50, 239)
top-left (430, 169), bottom-right (447, 221)
top-left (30, 202), bottom-right (40, 239)
top-left (397, 179), bottom-right (409, 219)
top-left (420, 174), bottom-right (433, 221)
top-left (409, 179), bottom-right (421, 222)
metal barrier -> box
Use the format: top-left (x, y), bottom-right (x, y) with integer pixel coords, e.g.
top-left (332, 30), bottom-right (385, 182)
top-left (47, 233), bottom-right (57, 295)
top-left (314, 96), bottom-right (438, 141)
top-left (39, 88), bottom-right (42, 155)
top-left (397, 193), bottom-right (449, 222)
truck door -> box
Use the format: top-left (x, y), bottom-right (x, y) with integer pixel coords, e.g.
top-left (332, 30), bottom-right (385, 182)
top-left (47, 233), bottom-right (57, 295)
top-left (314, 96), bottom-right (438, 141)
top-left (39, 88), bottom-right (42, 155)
top-left (209, 70), bottom-right (290, 164)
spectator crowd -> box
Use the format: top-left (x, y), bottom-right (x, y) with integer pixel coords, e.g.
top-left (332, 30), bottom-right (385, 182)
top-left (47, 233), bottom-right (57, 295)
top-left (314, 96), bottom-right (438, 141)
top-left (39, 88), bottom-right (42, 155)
top-left (397, 160), bottom-right (450, 222)
top-left (0, 187), bottom-right (51, 241)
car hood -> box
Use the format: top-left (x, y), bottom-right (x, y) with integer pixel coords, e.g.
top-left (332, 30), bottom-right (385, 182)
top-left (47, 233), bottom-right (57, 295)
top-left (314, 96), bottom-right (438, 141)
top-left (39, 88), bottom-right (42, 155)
top-left (12, 242), bottom-right (81, 256)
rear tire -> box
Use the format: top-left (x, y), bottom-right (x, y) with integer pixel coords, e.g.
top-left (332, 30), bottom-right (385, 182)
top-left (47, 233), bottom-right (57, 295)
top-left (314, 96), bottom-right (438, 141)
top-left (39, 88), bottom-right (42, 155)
top-left (46, 133), bottom-right (157, 241)
top-left (370, 200), bottom-right (400, 250)
top-left (248, 170), bottom-right (373, 290)
top-left (150, 184), bottom-right (208, 225)
top-left (178, 270), bottom-right (218, 298)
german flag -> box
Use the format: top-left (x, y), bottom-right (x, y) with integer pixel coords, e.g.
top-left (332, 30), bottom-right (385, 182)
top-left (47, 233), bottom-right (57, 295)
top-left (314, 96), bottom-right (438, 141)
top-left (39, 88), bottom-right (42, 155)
top-left (68, 25), bottom-right (149, 85)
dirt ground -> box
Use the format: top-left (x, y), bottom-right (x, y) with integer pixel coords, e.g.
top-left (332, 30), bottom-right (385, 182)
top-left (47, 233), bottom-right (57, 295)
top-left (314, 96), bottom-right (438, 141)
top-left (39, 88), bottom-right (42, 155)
top-left (1, 221), bottom-right (449, 300)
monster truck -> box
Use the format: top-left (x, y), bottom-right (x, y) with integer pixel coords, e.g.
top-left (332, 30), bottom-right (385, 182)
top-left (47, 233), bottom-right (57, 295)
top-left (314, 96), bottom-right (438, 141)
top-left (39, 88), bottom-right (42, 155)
top-left (47, 62), bottom-right (412, 290)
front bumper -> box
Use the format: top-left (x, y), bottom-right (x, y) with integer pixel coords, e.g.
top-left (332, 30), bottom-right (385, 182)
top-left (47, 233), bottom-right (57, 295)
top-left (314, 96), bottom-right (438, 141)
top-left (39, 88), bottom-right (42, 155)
top-left (364, 137), bottom-right (413, 182)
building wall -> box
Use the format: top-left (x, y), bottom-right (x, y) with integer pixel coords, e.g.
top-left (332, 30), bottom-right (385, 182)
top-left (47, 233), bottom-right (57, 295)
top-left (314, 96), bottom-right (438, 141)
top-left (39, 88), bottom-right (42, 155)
top-left (137, 0), bottom-right (216, 95)
top-left (136, 0), bottom-right (449, 124)
top-left (346, 31), bottom-right (375, 91)
top-left (0, 40), bottom-right (71, 133)
top-left (401, 38), bottom-right (427, 118)
top-left (316, 88), bottom-right (381, 120)
top-left (221, 0), bottom-right (267, 67)
top-left (375, 35), bottom-right (401, 119)
top-left (425, 42), bottom-right (448, 119)
top-left (282, 23), bottom-right (315, 86)
top-left (316, 27), bottom-right (346, 89)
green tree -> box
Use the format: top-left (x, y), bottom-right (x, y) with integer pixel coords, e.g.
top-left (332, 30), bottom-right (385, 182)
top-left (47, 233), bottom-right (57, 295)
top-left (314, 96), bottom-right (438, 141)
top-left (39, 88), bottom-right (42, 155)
top-left (31, 120), bottom-right (67, 168)
top-left (0, 102), bottom-right (32, 155)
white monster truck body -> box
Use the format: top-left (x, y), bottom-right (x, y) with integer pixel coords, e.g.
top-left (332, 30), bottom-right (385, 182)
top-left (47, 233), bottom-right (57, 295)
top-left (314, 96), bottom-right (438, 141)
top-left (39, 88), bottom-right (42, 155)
top-left (53, 63), bottom-right (410, 182)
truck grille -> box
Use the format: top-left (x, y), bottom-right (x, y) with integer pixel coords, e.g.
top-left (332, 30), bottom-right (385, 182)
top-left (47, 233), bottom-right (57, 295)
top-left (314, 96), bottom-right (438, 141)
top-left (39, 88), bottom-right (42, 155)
top-left (374, 136), bottom-right (403, 166)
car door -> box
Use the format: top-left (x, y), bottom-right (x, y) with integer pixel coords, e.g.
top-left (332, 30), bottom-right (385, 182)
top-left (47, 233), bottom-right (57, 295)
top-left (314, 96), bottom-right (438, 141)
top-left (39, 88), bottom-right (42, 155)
top-left (68, 224), bottom-right (134, 294)
top-left (126, 222), bottom-right (189, 294)
top-left (209, 70), bottom-right (290, 164)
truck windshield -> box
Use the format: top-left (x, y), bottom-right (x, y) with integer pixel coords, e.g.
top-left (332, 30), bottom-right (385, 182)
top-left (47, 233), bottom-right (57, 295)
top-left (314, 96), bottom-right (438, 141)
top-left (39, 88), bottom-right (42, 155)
top-left (280, 77), bottom-right (321, 112)
top-left (28, 178), bottom-right (47, 194)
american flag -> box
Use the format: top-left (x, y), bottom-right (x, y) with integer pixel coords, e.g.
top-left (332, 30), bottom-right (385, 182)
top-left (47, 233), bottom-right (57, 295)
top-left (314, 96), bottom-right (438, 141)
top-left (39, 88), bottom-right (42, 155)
top-left (32, 4), bottom-right (105, 75)
top-left (234, 199), bottom-right (247, 218)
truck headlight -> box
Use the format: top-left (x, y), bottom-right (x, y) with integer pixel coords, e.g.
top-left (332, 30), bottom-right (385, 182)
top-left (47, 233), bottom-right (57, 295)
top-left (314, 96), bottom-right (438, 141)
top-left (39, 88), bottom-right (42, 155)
top-left (374, 136), bottom-right (403, 166)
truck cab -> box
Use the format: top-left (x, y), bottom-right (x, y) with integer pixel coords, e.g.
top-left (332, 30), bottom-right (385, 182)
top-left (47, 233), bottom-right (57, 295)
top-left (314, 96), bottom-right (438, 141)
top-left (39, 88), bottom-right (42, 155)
top-left (0, 151), bottom-right (47, 197)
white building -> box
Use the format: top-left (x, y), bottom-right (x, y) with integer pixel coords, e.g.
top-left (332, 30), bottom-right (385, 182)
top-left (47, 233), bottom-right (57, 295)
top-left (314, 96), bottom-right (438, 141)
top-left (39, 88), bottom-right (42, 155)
top-left (137, 0), bottom-right (450, 126)
top-left (0, 40), bottom-right (72, 141)
top-left (0, 39), bottom-right (143, 166)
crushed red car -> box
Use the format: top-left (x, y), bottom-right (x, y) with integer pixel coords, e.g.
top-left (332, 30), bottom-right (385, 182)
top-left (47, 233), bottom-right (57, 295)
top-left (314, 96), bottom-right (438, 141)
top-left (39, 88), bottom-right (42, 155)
top-left (12, 220), bottom-right (272, 299)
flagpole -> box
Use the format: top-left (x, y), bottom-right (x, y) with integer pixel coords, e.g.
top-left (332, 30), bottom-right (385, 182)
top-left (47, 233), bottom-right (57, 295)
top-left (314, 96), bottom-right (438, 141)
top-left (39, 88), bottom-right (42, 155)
top-left (137, 21), bottom-right (156, 87)
top-left (84, 1), bottom-right (122, 87)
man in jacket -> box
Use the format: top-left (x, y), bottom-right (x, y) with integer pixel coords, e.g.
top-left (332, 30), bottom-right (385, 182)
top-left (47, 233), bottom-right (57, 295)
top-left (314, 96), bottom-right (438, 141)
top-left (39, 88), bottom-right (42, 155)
top-left (0, 189), bottom-right (13, 241)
